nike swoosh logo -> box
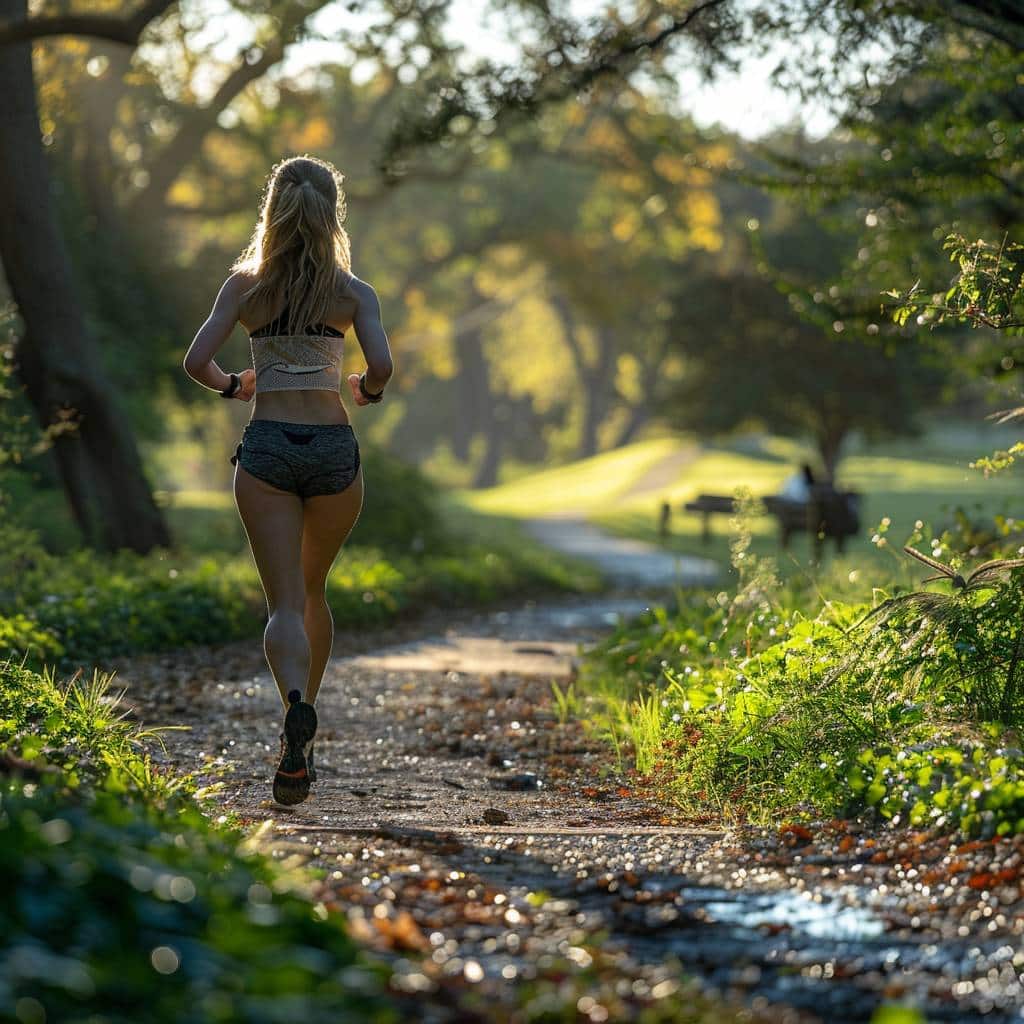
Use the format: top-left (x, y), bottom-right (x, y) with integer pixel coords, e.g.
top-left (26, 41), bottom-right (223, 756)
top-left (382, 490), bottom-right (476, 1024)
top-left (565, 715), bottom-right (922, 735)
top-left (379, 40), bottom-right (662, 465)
top-left (279, 363), bottom-right (333, 373)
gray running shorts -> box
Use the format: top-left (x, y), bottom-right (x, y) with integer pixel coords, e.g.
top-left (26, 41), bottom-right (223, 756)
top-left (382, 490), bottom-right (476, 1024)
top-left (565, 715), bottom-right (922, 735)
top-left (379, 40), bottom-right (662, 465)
top-left (230, 419), bottom-right (360, 499)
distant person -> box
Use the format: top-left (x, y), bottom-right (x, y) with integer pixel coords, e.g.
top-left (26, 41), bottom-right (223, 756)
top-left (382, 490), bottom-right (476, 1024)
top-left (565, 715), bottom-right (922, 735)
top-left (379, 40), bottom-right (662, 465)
top-left (182, 155), bottom-right (393, 806)
top-left (778, 462), bottom-right (816, 503)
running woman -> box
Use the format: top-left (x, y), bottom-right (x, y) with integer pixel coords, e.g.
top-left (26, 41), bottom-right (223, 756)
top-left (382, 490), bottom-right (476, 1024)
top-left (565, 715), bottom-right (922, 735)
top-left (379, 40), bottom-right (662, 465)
top-left (183, 154), bottom-right (393, 805)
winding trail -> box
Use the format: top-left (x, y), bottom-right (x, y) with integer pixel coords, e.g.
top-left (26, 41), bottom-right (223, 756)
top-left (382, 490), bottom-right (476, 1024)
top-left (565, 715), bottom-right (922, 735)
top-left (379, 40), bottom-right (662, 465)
top-left (111, 521), bottom-right (1024, 1023)
top-left (522, 517), bottom-right (717, 588)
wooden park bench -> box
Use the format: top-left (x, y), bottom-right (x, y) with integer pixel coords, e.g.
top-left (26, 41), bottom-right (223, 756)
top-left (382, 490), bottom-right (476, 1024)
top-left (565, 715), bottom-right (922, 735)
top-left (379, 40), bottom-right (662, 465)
top-left (678, 487), bottom-right (862, 556)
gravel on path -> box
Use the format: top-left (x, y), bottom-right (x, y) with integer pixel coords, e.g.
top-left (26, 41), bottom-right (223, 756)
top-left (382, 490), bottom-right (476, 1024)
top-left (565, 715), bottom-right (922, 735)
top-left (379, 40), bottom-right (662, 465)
top-left (109, 588), bottom-right (1024, 1023)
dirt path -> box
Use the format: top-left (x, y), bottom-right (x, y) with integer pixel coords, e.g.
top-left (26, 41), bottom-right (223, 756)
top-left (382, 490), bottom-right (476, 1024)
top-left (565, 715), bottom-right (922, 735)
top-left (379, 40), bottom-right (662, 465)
top-left (622, 440), bottom-right (701, 501)
top-left (522, 519), bottom-right (718, 588)
top-left (116, 594), bottom-right (692, 835)
top-left (110, 528), bottom-right (1024, 1022)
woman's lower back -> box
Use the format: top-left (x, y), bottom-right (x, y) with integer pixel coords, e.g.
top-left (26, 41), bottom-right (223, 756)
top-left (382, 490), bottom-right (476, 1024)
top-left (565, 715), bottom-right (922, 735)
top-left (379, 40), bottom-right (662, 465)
top-left (252, 388), bottom-right (351, 425)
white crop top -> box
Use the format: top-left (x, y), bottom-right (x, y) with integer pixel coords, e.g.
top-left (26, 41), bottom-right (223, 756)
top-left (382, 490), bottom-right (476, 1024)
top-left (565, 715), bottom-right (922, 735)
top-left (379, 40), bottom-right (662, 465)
top-left (248, 306), bottom-right (345, 393)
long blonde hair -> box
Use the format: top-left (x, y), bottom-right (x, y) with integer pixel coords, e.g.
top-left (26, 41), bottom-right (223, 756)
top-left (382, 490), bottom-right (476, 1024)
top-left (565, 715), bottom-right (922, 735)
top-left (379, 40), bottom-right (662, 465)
top-left (232, 154), bottom-right (353, 335)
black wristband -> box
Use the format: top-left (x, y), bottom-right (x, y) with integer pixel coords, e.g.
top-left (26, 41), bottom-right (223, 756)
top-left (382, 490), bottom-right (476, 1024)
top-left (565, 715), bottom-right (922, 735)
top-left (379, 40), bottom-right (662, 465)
top-left (358, 372), bottom-right (384, 403)
top-left (219, 372), bottom-right (240, 398)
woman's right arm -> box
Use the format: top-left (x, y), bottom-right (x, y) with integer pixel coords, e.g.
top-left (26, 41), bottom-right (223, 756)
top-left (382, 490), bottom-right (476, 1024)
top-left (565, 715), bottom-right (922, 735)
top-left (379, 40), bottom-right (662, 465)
top-left (350, 277), bottom-right (393, 397)
top-left (182, 272), bottom-right (255, 400)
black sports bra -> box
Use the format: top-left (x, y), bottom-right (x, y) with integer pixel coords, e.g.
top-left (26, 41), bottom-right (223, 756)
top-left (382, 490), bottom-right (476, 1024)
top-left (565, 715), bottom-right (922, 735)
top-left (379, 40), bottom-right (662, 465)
top-left (249, 303), bottom-right (345, 339)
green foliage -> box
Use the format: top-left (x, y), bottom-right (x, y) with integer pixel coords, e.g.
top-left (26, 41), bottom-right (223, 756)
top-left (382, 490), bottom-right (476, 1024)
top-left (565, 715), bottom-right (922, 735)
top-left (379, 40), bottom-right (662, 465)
top-left (849, 731), bottom-right (1024, 836)
top-left (660, 211), bottom-right (942, 478)
top-left (0, 659), bottom-right (393, 1023)
top-left (346, 444), bottom-right (446, 555)
top-left (851, 546), bottom-right (1024, 724)
top-left (578, 510), bottom-right (1024, 835)
top-left (0, 503), bottom-right (596, 672)
top-left (889, 234), bottom-right (1024, 334)
top-left (971, 442), bottom-right (1024, 478)
top-left (4, 549), bottom-right (264, 671)
top-left (0, 614), bottom-right (64, 668)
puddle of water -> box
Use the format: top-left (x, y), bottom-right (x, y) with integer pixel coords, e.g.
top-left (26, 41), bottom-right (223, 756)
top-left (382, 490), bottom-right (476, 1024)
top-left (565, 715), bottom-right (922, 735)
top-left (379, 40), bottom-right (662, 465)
top-left (702, 887), bottom-right (886, 941)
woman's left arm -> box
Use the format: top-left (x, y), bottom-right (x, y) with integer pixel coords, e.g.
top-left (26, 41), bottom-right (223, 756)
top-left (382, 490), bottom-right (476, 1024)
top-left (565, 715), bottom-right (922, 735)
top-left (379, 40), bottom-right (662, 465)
top-left (182, 273), bottom-right (255, 400)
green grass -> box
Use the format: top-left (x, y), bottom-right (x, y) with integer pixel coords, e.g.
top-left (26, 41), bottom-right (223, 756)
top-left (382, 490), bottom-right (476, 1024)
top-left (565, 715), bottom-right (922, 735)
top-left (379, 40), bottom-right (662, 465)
top-left (459, 436), bottom-right (685, 516)
top-left (465, 428), bottom-right (1023, 579)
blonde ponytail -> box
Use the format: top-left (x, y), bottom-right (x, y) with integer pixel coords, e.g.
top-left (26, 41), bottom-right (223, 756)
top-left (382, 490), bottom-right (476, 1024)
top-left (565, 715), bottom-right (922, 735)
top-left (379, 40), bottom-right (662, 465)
top-left (232, 154), bottom-right (353, 335)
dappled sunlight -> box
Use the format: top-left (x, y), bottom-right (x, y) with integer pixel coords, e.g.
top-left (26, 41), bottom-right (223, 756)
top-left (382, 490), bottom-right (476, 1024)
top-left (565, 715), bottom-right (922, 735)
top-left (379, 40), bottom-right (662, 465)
top-left (4, 0), bottom-right (1024, 1018)
top-left (461, 436), bottom-right (684, 517)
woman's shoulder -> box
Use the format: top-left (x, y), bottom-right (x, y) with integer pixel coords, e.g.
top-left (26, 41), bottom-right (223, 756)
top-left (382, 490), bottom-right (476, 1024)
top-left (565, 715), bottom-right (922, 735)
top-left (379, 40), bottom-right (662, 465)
top-left (226, 268), bottom-right (259, 297)
top-left (340, 270), bottom-right (377, 304)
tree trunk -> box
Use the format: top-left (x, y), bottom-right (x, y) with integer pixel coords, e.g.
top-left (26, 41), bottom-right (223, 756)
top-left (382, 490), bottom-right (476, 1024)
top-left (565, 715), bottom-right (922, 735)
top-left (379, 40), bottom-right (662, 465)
top-left (0, 0), bottom-right (171, 553)
top-left (613, 403), bottom-right (650, 448)
top-left (472, 403), bottom-right (506, 488)
top-left (452, 328), bottom-right (489, 462)
top-left (577, 371), bottom-right (605, 459)
top-left (549, 294), bottom-right (618, 459)
top-left (577, 326), bottom-right (619, 458)
top-left (817, 426), bottom-right (847, 487)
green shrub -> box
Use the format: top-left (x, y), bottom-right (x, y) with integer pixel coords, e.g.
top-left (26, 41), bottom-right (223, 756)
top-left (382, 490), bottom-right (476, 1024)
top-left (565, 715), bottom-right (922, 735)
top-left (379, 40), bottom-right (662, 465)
top-left (0, 614), bottom-right (63, 668)
top-left (849, 731), bottom-right (1024, 836)
top-left (578, 514), bottom-right (1024, 835)
top-left (355, 444), bottom-right (445, 554)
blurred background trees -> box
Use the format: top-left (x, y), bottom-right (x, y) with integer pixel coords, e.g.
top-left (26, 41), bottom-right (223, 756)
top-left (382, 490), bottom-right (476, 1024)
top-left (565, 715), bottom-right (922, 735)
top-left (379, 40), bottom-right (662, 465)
top-left (0, 0), bottom-right (1020, 551)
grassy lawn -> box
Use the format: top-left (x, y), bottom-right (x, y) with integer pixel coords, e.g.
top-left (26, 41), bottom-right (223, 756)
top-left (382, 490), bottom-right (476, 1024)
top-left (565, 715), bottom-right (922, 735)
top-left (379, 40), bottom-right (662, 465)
top-left (464, 425), bottom-right (1024, 582)
top-left (459, 436), bottom-right (685, 517)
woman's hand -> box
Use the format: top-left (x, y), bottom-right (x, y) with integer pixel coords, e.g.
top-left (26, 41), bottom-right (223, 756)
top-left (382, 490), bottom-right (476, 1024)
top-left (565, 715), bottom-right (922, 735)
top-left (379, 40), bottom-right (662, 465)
top-left (347, 372), bottom-right (370, 406)
top-left (234, 368), bottom-right (256, 401)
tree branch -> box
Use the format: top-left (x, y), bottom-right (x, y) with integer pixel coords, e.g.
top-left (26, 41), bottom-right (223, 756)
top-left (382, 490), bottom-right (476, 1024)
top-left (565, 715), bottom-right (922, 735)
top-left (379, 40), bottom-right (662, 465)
top-left (128, 0), bottom-right (331, 214)
top-left (0, 0), bottom-right (174, 46)
top-left (382, 0), bottom-right (729, 169)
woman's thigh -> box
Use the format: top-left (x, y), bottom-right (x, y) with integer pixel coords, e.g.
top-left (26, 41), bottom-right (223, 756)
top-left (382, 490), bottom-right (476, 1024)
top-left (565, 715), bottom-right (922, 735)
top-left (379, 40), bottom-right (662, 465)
top-left (233, 463), bottom-right (306, 612)
top-left (300, 468), bottom-right (364, 594)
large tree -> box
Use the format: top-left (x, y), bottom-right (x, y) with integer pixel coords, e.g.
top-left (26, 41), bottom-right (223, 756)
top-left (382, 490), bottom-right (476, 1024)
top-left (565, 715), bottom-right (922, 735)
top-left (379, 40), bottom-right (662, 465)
top-left (660, 162), bottom-right (946, 481)
top-left (0, 0), bottom-right (172, 552)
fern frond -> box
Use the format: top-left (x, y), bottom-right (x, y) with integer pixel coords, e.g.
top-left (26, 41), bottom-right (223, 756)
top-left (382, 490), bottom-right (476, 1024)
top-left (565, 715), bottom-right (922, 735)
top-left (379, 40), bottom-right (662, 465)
top-left (903, 545), bottom-right (957, 577)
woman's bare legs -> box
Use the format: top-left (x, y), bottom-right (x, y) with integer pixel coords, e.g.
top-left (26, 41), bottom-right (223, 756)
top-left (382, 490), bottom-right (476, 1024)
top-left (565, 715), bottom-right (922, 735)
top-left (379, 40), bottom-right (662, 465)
top-left (300, 468), bottom-right (364, 704)
top-left (233, 465), bottom-right (309, 708)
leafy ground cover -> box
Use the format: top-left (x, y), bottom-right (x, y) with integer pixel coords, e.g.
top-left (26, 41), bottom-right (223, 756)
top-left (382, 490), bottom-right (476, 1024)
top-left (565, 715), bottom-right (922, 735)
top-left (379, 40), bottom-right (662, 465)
top-left (0, 656), bottom-right (395, 1024)
top-left (0, 477), bottom-right (600, 674)
top-left (574, 494), bottom-right (1024, 838)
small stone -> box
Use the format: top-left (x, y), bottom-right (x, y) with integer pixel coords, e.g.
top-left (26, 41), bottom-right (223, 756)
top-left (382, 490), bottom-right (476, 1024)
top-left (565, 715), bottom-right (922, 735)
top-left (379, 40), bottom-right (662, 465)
top-left (488, 773), bottom-right (543, 791)
top-left (483, 808), bottom-right (510, 825)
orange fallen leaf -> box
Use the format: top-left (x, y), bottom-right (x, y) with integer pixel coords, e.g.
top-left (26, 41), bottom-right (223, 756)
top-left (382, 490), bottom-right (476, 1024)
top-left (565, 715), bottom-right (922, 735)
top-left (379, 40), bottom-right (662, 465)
top-left (374, 910), bottom-right (431, 952)
top-left (779, 824), bottom-right (814, 842)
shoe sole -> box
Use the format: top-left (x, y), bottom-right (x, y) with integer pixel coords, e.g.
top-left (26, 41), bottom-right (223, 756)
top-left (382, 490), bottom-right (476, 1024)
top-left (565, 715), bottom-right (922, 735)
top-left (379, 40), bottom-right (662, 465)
top-left (273, 699), bottom-right (318, 806)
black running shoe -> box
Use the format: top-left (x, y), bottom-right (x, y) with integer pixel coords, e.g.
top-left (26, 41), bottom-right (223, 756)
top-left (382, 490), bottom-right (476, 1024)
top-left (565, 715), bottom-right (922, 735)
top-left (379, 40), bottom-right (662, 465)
top-left (272, 689), bottom-right (317, 806)
top-left (306, 740), bottom-right (316, 784)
